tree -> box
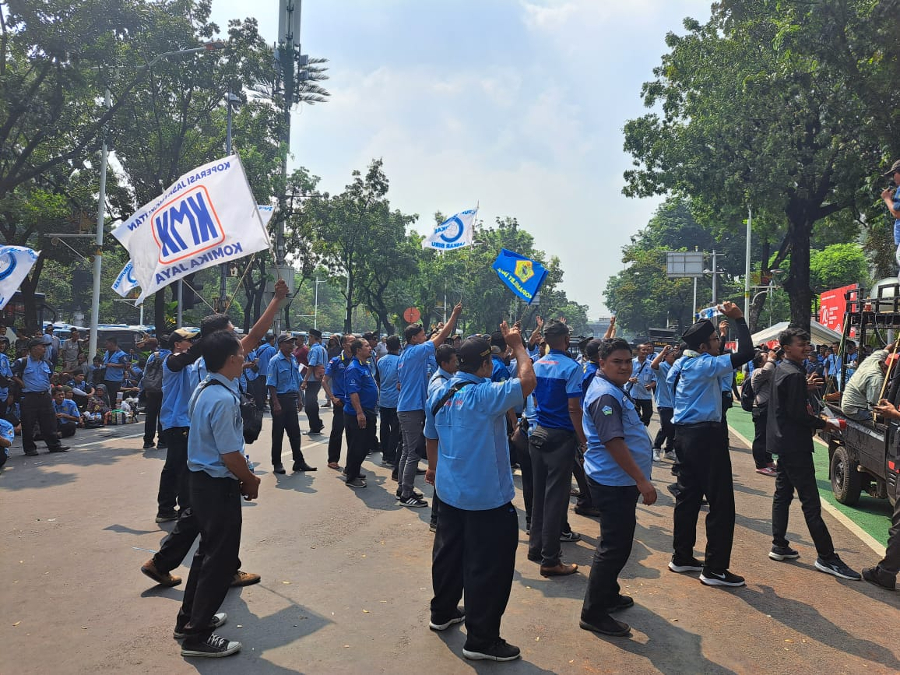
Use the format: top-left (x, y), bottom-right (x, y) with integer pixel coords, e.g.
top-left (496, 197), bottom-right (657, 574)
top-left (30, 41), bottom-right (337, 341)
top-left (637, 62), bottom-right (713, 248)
top-left (810, 243), bottom-right (869, 294)
top-left (623, 1), bottom-right (885, 332)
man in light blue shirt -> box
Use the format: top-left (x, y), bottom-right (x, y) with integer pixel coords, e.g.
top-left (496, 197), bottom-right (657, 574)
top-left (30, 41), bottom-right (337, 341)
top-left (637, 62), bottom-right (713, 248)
top-left (376, 335), bottom-right (401, 468)
top-left (625, 343), bottom-right (656, 426)
top-left (268, 334), bottom-right (315, 474)
top-left (102, 337), bottom-right (130, 403)
top-left (424, 325), bottom-right (534, 663)
top-left (301, 328), bottom-right (327, 434)
top-left (176, 330), bottom-right (259, 659)
top-left (666, 303), bottom-right (753, 588)
top-left (397, 302), bottom-right (461, 508)
top-left (579, 337), bottom-right (656, 638)
top-left (650, 345), bottom-right (677, 461)
top-left (12, 339), bottom-right (66, 455)
top-left (252, 334), bottom-right (277, 409)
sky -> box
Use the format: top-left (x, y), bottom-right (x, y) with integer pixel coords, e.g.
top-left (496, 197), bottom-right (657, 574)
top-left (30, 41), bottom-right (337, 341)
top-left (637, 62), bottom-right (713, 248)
top-left (210, 0), bottom-right (714, 319)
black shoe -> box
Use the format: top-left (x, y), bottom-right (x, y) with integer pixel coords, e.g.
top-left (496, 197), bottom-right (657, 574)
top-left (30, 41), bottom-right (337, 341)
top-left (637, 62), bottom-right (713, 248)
top-left (668, 556), bottom-right (703, 573)
top-left (429, 608), bottom-right (465, 631)
top-left (607, 594), bottom-right (634, 612)
top-left (143, 442), bottom-right (155, 449)
top-left (667, 483), bottom-right (682, 498)
top-left (24, 449), bottom-right (39, 456)
top-left (293, 462), bottom-right (317, 472)
top-left (157, 443), bottom-right (167, 450)
top-left (527, 553), bottom-right (541, 563)
top-left (346, 477), bottom-right (367, 488)
top-left (462, 639), bottom-right (521, 662)
top-left (862, 566), bottom-right (897, 591)
top-left (769, 545), bottom-right (800, 561)
top-left (173, 612), bottom-right (227, 639)
top-left (699, 568), bottom-right (746, 587)
top-left (399, 495), bottom-right (428, 508)
top-left (574, 506), bottom-right (602, 517)
top-left (273, 464), bottom-right (286, 474)
top-left (579, 615), bottom-right (631, 637)
top-left (416, 467), bottom-right (426, 475)
top-left (48, 446), bottom-right (69, 453)
top-left (155, 511), bottom-right (180, 523)
top-left (396, 488), bottom-right (423, 500)
top-left (180, 633), bottom-right (241, 658)
top-left (815, 557), bottom-right (861, 580)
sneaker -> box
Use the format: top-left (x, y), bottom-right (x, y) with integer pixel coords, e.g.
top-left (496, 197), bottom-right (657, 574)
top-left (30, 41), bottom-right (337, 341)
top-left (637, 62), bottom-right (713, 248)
top-left (399, 495), bottom-right (428, 508)
top-left (769, 545), bottom-right (800, 561)
top-left (231, 570), bottom-right (261, 587)
top-left (181, 633), bottom-right (241, 658)
top-left (559, 531), bottom-right (581, 543)
top-left (173, 613), bottom-right (227, 639)
top-left (579, 615), bottom-right (631, 637)
top-left (462, 639), bottom-right (521, 662)
top-left (155, 511), bottom-right (179, 523)
top-left (396, 489), bottom-right (423, 500)
top-left (699, 568), bottom-right (746, 587)
top-left (862, 566), bottom-right (897, 591)
top-left (652, 448), bottom-right (662, 462)
top-left (141, 559), bottom-right (182, 587)
top-left (756, 466), bottom-right (777, 477)
top-left (668, 556), bottom-right (703, 573)
top-left (429, 522), bottom-right (437, 533)
top-left (429, 608), bottom-right (465, 631)
top-left (346, 477), bottom-right (367, 488)
top-left (664, 450), bottom-right (677, 461)
top-left (815, 557), bottom-right (862, 580)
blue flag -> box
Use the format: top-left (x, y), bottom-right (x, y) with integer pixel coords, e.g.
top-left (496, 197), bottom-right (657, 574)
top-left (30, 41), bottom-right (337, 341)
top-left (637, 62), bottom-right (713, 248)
top-left (491, 249), bottom-right (548, 304)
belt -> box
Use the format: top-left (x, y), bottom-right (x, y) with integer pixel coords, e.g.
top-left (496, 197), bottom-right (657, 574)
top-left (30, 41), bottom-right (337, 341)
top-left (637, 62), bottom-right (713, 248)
top-left (674, 421), bottom-right (721, 429)
top-left (22, 391), bottom-right (50, 396)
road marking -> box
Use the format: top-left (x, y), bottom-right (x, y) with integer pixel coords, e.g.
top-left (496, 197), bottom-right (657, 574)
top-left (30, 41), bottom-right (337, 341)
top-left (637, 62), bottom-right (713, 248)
top-left (728, 424), bottom-right (885, 556)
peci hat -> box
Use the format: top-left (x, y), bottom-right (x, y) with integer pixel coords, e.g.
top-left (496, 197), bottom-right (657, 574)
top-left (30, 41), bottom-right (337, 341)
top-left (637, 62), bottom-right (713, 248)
top-left (543, 319), bottom-right (570, 338)
top-left (277, 333), bottom-right (297, 345)
top-left (682, 320), bottom-right (716, 349)
top-left (457, 336), bottom-right (492, 368)
top-left (883, 159), bottom-right (900, 178)
top-left (309, 328), bottom-right (322, 339)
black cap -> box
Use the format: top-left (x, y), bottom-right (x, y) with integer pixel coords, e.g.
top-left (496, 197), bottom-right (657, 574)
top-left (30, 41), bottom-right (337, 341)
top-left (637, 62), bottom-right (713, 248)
top-left (543, 319), bottom-right (570, 338)
top-left (682, 320), bottom-right (715, 349)
top-left (457, 337), bottom-right (492, 368)
top-left (309, 328), bottom-right (322, 338)
top-left (277, 333), bottom-right (297, 345)
top-left (27, 338), bottom-right (44, 349)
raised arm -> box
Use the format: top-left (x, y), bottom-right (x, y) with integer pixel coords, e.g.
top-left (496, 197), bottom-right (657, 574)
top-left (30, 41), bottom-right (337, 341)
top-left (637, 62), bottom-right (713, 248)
top-left (431, 302), bottom-right (462, 347)
top-left (240, 279), bottom-right (289, 353)
top-left (502, 321), bottom-right (536, 396)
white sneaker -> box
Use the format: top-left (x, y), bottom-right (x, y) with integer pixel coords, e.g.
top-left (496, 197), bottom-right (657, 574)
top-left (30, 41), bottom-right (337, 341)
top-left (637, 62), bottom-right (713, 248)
top-left (652, 449), bottom-right (662, 462)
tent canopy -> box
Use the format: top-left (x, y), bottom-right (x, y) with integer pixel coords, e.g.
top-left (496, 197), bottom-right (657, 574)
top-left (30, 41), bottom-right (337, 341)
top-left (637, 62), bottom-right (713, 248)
top-left (750, 320), bottom-right (842, 347)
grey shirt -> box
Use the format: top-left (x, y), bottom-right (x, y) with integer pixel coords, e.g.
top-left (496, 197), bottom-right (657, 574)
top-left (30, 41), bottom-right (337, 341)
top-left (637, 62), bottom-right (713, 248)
top-left (751, 360), bottom-right (776, 409)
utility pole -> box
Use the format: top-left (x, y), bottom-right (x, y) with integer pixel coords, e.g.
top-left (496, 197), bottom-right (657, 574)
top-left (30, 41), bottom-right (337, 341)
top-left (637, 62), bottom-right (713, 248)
top-left (219, 85), bottom-right (235, 313)
top-left (711, 249), bottom-right (718, 307)
top-left (744, 207), bottom-right (752, 318)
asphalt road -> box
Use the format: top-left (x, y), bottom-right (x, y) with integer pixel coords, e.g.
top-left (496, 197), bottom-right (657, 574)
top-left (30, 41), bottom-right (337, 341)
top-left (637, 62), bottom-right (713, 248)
top-left (3, 407), bottom-right (900, 674)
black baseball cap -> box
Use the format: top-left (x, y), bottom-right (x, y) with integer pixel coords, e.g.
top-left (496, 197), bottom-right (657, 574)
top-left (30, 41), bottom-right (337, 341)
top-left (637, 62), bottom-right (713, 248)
top-left (457, 337), bottom-right (492, 368)
top-left (277, 333), bottom-right (297, 345)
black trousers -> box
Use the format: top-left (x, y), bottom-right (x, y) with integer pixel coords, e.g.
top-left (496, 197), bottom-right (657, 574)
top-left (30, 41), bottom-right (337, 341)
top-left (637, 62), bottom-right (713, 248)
top-left (581, 481), bottom-right (640, 623)
top-left (21, 392), bottom-right (61, 452)
top-left (512, 431), bottom-right (533, 526)
top-left (878, 491), bottom-right (900, 575)
top-left (58, 420), bottom-right (77, 438)
top-left (772, 451), bottom-right (835, 558)
top-left (573, 455), bottom-right (593, 510)
top-left (304, 381), bottom-right (323, 432)
top-left (653, 407), bottom-right (676, 451)
top-left (143, 391), bottom-right (163, 445)
top-left (153, 508), bottom-right (243, 576)
top-left (271, 393), bottom-right (305, 467)
top-left (431, 500), bottom-right (518, 650)
top-left (751, 410), bottom-right (774, 469)
top-left (672, 422), bottom-right (735, 571)
top-left (328, 403), bottom-right (345, 464)
top-left (633, 398), bottom-right (653, 427)
top-left (528, 425), bottom-right (576, 566)
top-left (344, 410), bottom-right (376, 481)
top-left (157, 427), bottom-right (189, 514)
top-left (176, 472), bottom-right (242, 643)
top-left (379, 406), bottom-right (399, 463)
top-left (104, 380), bottom-right (121, 406)
top-left (250, 377), bottom-right (267, 410)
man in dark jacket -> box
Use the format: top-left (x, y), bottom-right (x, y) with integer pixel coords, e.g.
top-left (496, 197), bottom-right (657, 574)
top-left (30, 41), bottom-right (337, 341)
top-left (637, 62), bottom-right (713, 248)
top-left (766, 327), bottom-right (860, 580)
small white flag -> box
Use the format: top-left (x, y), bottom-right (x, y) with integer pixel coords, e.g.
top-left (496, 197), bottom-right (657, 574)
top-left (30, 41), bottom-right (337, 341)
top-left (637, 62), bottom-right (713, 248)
top-left (111, 261), bottom-right (139, 298)
top-left (111, 155), bottom-right (271, 305)
top-left (0, 246), bottom-right (39, 311)
top-left (422, 208), bottom-right (477, 251)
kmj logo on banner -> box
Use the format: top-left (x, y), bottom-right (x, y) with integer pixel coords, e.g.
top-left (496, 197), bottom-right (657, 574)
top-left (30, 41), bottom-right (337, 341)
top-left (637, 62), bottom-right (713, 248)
top-left (152, 186), bottom-right (225, 264)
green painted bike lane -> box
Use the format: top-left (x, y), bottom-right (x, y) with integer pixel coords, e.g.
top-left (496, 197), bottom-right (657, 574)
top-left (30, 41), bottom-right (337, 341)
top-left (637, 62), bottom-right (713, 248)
top-left (727, 407), bottom-right (893, 548)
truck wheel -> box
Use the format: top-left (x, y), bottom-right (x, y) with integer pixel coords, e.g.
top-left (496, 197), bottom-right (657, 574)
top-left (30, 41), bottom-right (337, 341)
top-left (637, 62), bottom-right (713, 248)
top-left (831, 446), bottom-right (862, 506)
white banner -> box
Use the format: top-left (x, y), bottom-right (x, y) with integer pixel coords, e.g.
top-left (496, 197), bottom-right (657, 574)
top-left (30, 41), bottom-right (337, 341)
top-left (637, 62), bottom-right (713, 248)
top-left (111, 261), bottom-right (139, 298)
top-left (0, 246), bottom-right (39, 311)
top-left (111, 155), bottom-right (270, 305)
top-left (421, 208), bottom-right (477, 251)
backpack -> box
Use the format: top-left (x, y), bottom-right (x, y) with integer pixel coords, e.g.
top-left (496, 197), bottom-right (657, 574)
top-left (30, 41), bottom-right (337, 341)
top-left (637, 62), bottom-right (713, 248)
top-left (199, 378), bottom-right (264, 445)
top-left (142, 352), bottom-right (164, 394)
top-left (740, 375), bottom-right (755, 412)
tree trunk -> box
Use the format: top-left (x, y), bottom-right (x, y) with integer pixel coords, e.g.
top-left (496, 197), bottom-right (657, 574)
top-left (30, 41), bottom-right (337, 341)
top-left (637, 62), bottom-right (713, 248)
top-left (344, 276), bottom-right (354, 334)
top-left (748, 239), bottom-right (771, 333)
top-left (783, 216), bottom-right (814, 333)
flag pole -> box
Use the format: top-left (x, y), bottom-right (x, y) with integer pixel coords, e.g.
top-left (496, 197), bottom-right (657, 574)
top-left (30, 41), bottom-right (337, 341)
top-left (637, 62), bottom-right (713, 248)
top-left (234, 152), bottom-right (283, 283)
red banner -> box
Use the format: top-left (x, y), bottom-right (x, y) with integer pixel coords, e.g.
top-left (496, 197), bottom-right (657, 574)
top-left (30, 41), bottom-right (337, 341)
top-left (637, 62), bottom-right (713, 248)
top-left (819, 284), bottom-right (859, 336)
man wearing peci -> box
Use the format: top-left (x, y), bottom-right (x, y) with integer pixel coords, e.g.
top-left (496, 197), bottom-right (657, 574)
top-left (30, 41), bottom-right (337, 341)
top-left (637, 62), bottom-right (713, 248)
top-left (267, 334), bottom-right (316, 475)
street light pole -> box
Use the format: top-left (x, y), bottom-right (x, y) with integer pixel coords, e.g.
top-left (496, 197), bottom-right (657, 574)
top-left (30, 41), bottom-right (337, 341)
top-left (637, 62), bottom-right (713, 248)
top-left (744, 207), bottom-right (752, 318)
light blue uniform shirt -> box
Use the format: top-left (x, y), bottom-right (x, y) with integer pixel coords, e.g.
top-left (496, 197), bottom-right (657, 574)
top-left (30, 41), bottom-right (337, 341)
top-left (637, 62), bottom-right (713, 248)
top-left (533, 349), bottom-right (582, 430)
top-left (626, 356), bottom-right (656, 400)
top-left (0, 353), bottom-right (12, 399)
top-left (582, 373), bottom-right (653, 486)
top-left (0, 417), bottom-right (13, 459)
top-left (267, 351), bottom-right (301, 394)
top-left (398, 341), bottom-right (436, 413)
top-left (376, 353), bottom-right (400, 408)
top-left (425, 372), bottom-right (524, 510)
top-left (654, 361), bottom-right (674, 409)
top-left (187, 373), bottom-right (244, 479)
top-left (54, 398), bottom-right (80, 419)
top-left (668, 352), bottom-right (735, 424)
top-left (20, 356), bottom-right (52, 393)
top-left (428, 367), bottom-right (454, 397)
top-left (102, 349), bottom-right (130, 382)
top-left (161, 355), bottom-right (196, 430)
top-left (257, 343), bottom-right (276, 378)
top-left (307, 342), bottom-right (327, 381)
top-left (582, 361), bottom-right (599, 397)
